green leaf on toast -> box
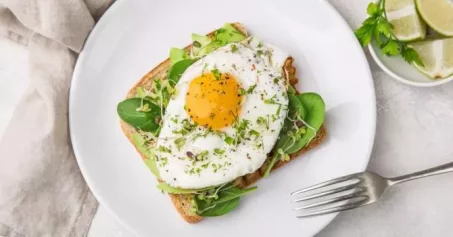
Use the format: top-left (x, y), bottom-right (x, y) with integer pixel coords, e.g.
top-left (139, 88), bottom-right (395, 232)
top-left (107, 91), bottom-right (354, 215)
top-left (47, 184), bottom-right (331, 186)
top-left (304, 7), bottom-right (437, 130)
top-left (275, 94), bottom-right (306, 152)
top-left (288, 93), bottom-right (306, 121)
top-left (264, 93), bottom-right (325, 177)
top-left (214, 23), bottom-right (246, 45)
top-left (117, 98), bottom-right (161, 132)
top-left (195, 23), bottom-right (246, 57)
top-left (197, 198), bottom-right (240, 217)
top-left (287, 85), bottom-right (297, 95)
top-left (284, 93), bottom-right (325, 154)
top-left (168, 59), bottom-right (195, 85)
top-left (130, 133), bottom-right (160, 178)
top-left (192, 34), bottom-right (212, 56)
top-left (195, 185), bottom-right (257, 217)
top-left (170, 48), bottom-right (189, 65)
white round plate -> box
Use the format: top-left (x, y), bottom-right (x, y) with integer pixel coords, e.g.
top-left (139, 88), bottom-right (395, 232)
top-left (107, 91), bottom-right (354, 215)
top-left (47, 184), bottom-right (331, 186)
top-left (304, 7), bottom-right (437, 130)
top-left (70, 0), bottom-right (376, 236)
top-left (369, 43), bottom-right (453, 87)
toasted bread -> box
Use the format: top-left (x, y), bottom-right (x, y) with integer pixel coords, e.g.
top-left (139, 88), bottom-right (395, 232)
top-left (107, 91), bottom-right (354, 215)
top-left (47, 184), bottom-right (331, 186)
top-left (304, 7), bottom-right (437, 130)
top-left (120, 23), bottom-right (327, 223)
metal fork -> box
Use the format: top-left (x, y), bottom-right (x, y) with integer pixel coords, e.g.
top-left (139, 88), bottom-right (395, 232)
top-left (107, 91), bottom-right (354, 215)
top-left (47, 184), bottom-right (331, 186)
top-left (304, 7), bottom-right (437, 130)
top-left (291, 162), bottom-right (453, 218)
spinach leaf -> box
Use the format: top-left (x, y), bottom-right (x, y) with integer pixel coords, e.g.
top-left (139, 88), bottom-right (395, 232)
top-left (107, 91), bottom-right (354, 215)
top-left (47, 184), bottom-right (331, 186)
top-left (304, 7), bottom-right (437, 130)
top-left (211, 186), bottom-right (257, 204)
top-left (284, 93), bottom-right (325, 154)
top-left (168, 59), bottom-right (195, 85)
top-left (288, 94), bottom-right (306, 121)
top-left (264, 93), bottom-right (325, 177)
top-left (287, 85), bottom-right (296, 95)
top-left (274, 94), bottom-right (306, 152)
top-left (195, 185), bottom-right (257, 217)
top-left (117, 98), bottom-right (161, 132)
top-left (197, 198), bottom-right (240, 217)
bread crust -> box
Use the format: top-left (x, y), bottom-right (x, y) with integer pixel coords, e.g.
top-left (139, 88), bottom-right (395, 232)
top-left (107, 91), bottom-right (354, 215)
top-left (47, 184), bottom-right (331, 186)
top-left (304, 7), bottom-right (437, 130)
top-left (119, 23), bottom-right (327, 223)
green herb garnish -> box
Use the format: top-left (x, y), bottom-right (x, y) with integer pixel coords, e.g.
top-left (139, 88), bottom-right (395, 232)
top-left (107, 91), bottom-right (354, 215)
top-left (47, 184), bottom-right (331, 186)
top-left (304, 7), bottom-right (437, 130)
top-left (230, 44), bottom-right (238, 52)
top-left (174, 137), bottom-right (186, 151)
top-left (173, 119), bottom-right (197, 136)
top-left (256, 116), bottom-right (269, 130)
top-left (246, 84), bottom-right (257, 94)
top-left (196, 150), bottom-right (209, 161)
top-left (250, 129), bottom-right (261, 139)
top-left (211, 68), bottom-right (221, 80)
top-left (214, 148), bottom-right (225, 156)
top-left (158, 146), bottom-right (171, 153)
top-left (355, 0), bottom-right (424, 66)
top-left (195, 184), bottom-right (257, 217)
top-left (263, 95), bottom-right (278, 104)
top-left (224, 136), bottom-right (235, 145)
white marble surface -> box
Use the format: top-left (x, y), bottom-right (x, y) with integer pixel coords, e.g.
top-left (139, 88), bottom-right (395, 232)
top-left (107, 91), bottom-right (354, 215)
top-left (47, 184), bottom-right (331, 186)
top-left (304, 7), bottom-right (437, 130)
top-left (1, 0), bottom-right (453, 236)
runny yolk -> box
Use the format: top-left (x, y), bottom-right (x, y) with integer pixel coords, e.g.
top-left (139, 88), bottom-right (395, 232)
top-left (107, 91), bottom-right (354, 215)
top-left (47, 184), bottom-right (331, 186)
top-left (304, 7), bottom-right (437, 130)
top-left (186, 72), bottom-right (242, 130)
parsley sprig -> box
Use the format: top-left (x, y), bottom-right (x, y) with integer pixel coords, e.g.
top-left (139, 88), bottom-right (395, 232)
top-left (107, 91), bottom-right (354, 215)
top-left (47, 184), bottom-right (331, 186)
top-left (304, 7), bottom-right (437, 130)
top-left (355, 0), bottom-right (424, 66)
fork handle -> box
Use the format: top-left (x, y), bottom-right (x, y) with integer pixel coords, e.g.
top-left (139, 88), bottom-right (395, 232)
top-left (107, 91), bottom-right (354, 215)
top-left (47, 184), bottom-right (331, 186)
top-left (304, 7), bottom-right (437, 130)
top-left (388, 162), bottom-right (453, 185)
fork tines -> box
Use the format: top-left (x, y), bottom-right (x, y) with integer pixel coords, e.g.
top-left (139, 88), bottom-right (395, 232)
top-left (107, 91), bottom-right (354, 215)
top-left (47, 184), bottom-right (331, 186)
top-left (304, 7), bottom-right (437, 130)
top-left (291, 173), bottom-right (369, 218)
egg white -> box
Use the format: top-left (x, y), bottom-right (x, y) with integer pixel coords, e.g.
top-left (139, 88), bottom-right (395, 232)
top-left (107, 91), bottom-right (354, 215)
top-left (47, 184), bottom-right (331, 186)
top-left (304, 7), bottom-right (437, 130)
top-left (155, 37), bottom-right (290, 189)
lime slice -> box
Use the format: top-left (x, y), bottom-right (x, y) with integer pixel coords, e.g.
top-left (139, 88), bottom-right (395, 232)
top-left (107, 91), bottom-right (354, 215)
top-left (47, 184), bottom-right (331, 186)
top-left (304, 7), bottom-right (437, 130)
top-left (409, 38), bottom-right (453, 79)
top-left (415, 0), bottom-right (453, 36)
top-left (385, 0), bottom-right (426, 41)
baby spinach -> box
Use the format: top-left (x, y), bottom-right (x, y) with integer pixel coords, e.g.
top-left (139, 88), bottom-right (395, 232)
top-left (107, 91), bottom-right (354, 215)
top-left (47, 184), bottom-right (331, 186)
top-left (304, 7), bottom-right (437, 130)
top-left (288, 94), bottom-right (306, 121)
top-left (264, 93), bottom-right (325, 177)
top-left (263, 94), bottom-right (305, 177)
top-left (287, 85), bottom-right (297, 95)
top-left (284, 93), bottom-right (325, 154)
top-left (197, 198), bottom-right (240, 217)
top-left (168, 59), bottom-right (195, 85)
top-left (117, 98), bottom-right (161, 132)
top-left (195, 185), bottom-right (257, 217)
top-left (274, 94), bottom-right (306, 152)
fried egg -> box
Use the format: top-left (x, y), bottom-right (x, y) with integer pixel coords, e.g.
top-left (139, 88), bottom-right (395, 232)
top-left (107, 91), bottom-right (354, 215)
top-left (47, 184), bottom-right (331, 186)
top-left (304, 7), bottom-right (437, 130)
top-left (155, 37), bottom-right (289, 189)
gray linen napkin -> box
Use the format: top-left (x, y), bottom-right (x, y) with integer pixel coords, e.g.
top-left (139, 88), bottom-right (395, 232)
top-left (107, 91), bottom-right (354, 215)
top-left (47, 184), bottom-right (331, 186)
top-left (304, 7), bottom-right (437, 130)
top-left (0, 0), bottom-right (111, 236)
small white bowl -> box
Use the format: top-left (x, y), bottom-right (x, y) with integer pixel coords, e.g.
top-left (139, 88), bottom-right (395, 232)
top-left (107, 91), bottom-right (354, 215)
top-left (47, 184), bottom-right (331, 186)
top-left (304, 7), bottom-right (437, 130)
top-left (368, 42), bottom-right (453, 87)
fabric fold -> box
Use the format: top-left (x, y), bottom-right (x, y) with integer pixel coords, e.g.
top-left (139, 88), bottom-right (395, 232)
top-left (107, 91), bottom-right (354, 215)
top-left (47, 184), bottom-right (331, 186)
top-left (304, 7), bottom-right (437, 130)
top-left (0, 0), bottom-right (112, 236)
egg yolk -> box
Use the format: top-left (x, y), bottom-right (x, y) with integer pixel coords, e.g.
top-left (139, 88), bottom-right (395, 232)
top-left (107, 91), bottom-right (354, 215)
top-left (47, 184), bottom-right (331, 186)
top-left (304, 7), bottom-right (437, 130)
top-left (186, 72), bottom-right (242, 130)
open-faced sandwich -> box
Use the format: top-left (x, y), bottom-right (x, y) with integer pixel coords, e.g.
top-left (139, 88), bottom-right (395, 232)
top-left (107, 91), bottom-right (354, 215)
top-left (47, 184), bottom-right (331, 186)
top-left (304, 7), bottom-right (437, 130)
top-left (117, 23), bottom-right (327, 223)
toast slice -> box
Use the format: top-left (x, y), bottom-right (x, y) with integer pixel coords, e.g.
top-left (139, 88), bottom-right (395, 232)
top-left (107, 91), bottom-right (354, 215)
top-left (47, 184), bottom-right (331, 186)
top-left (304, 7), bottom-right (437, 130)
top-left (120, 23), bottom-right (327, 223)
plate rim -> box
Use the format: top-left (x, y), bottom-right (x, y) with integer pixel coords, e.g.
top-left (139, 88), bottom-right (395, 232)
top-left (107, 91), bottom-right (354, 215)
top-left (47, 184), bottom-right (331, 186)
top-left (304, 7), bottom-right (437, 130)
top-left (69, 0), bottom-right (376, 236)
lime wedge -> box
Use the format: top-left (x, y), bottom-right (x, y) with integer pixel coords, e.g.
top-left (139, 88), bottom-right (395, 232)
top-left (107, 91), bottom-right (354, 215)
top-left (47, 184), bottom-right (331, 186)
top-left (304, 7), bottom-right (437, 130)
top-left (385, 0), bottom-right (426, 41)
top-left (409, 38), bottom-right (453, 79)
top-left (415, 0), bottom-right (453, 36)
